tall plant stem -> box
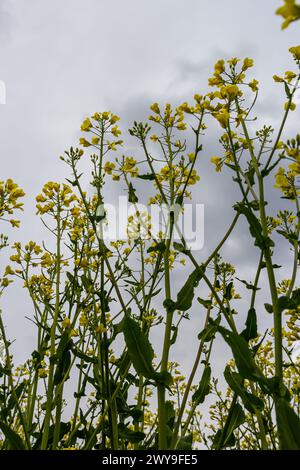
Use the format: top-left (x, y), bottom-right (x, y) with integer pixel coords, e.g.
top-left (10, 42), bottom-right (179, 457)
top-left (237, 102), bottom-right (284, 448)
top-left (41, 206), bottom-right (61, 450)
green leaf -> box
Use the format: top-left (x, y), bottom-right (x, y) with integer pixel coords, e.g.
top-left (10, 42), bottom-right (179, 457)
top-left (137, 173), bottom-right (155, 181)
top-left (154, 371), bottom-right (173, 387)
top-left (284, 82), bottom-right (291, 99)
top-left (128, 182), bottom-right (138, 203)
top-left (122, 316), bottom-right (155, 379)
top-left (33, 422), bottom-right (71, 449)
top-left (276, 398), bottom-right (300, 450)
top-left (214, 429), bottom-right (236, 448)
top-left (173, 242), bottom-right (187, 253)
top-left (81, 274), bottom-right (93, 292)
top-left (72, 346), bottom-right (98, 364)
top-left (65, 178), bottom-right (78, 187)
top-left (192, 366), bottom-right (211, 405)
top-left (278, 290), bottom-right (300, 312)
top-left (224, 281), bottom-right (233, 301)
top-left (118, 424), bottom-right (145, 443)
top-left (0, 421), bottom-right (26, 450)
top-left (170, 325), bottom-right (178, 345)
top-left (245, 168), bottom-right (255, 187)
top-left (52, 332), bottom-right (73, 385)
top-left (224, 366), bottom-right (264, 413)
top-left (147, 242), bottom-right (166, 253)
top-left (174, 267), bottom-right (204, 311)
top-left (177, 434), bottom-right (193, 450)
top-left (165, 401), bottom-right (176, 429)
top-left (218, 325), bottom-right (264, 382)
top-left (234, 203), bottom-right (274, 249)
top-left (55, 330), bottom-right (72, 361)
top-left (213, 403), bottom-right (245, 449)
top-left (198, 316), bottom-right (221, 342)
top-left (264, 303), bottom-right (273, 314)
top-left (54, 349), bottom-right (71, 385)
top-left (236, 277), bottom-right (261, 291)
top-left (197, 297), bottom-right (212, 309)
top-left (175, 194), bottom-right (184, 206)
top-left (241, 308), bottom-right (258, 341)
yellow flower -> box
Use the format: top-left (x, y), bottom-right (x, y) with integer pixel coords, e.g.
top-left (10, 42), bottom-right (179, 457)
top-left (248, 79), bottom-right (259, 92)
top-left (273, 75), bottom-right (284, 83)
top-left (62, 318), bottom-right (71, 329)
top-left (108, 140), bottom-right (123, 150)
top-left (38, 368), bottom-right (48, 379)
top-left (148, 196), bottom-right (156, 205)
top-left (214, 108), bottom-right (230, 128)
top-left (194, 93), bottom-right (203, 103)
top-left (289, 45), bottom-right (300, 60)
top-left (214, 60), bottom-right (225, 74)
top-left (36, 194), bottom-right (47, 203)
top-left (92, 112), bottom-right (101, 120)
top-left (10, 254), bottom-right (21, 264)
top-left (4, 265), bottom-right (14, 275)
top-left (9, 219), bottom-right (20, 228)
top-left (122, 156), bottom-right (138, 175)
top-left (242, 58), bottom-right (254, 70)
top-left (211, 156), bottom-right (223, 172)
top-left (284, 101), bottom-right (296, 111)
top-left (110, 114), bottom-right (120, 124)
top-left (79, 137), bottom-right (91, 147)
top-left (220, 84), bottom-right (240, 100)
top-left (208, 75), bottom-right (224, 87)
top-left (96, 323), bottom-right (107, 334)
top-left (111, 125), bottom-right (121, 137)
top-left (102, 111), bottom-right (110, 120)
top-left (91, 136), bottom-right (100, 145)
top-left (285, 70), bottom-right (297, 82)
top-left (179, 102), bottom-right (193, 113)
top-left (104, 161), bottom-right (116, 174)
top-left (276, 1), bottom-right (300, 29)
top-left (0, 179), bottom-right (25, 219)
top-left (228, 58), bottom-right (239, 66)
top-left (289, 161), bottom-right (300, 175)
top-left (81, 118), bottom-right (92, 132)
top-left (41, 252), bottom-right (54, 267)
top-left (177, 121), bottom-right (187, 131)
top-left (150, 103), bottom-right (160, 114)
top-left (79, 314), bottom-right (88, 327)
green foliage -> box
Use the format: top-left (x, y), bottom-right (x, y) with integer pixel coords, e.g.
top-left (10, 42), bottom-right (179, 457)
top-left (121, 315), bottom-right (156, 379)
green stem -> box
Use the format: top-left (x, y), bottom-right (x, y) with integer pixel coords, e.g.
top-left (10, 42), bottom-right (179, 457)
top-left (41, 206), bottom-right (61, 450)
top-left (171, 307), bottom-right (212, 448)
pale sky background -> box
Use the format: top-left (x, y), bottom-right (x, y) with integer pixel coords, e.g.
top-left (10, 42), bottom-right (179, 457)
top-left (1, 0), bottom-right (300, 428)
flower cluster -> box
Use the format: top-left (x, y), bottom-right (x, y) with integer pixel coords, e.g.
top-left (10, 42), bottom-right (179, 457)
top-left (149, 103), bottom-right (187, 130)
top-left (274, 138), bottom-right (300, 199)
top-left (79, 111), bottom-right (123, 151)
top-left (36, 182), bottom-right (78, 215)
top-left (0, 179), bottom-right (25, 227)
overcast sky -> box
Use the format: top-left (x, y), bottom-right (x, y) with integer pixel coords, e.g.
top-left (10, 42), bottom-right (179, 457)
top-left (1, 1), bottom-right (300, 413)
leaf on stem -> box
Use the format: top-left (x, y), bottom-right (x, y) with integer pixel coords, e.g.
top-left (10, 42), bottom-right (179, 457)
top-left (121, 315), bottom-right (155, 379)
